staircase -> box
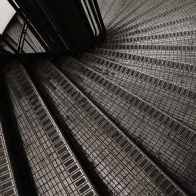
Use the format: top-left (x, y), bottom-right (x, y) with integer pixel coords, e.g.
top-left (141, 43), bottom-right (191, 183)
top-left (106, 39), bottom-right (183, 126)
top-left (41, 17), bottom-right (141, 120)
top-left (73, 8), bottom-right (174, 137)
top-left (0, 0), bottom-right (196, 195)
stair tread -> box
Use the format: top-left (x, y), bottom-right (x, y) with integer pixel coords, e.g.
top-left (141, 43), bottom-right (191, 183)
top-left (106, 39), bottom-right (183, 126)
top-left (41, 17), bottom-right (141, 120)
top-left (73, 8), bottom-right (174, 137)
top-left (106, 39), bottom-right (196, 47)
top-left (102, 44), bottom-right (196, 51)
top-left (6, 62), bottom-right (97, 196)
top-left (105, 0), bottom-right (140, 29)
top-left (0, 121), bottom-right (18, 196)
top-left (98, 45), bottom-right (196, 65)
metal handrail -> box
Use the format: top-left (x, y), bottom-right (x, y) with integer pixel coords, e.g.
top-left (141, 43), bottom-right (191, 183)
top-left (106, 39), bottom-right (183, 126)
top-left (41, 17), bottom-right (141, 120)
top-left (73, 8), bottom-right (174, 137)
top-left (2, 0), bottom-right (106, 54)
top-left (79, 0), bottom-right (106, 40)
top-left (0, 34), bottom-right (18, 54)
top-left (1, 21), bottom-right (39, 54)
top-left (8, 0), bottom-right (50, 52)
top-left (18, 22), bottom-right (28, 53)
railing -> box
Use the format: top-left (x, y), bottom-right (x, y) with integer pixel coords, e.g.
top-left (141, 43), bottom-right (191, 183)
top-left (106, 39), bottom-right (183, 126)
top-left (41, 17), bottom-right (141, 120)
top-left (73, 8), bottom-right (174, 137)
top-left (0, 34), bottom-right (18, 54)
top-left (80, 0), bottom-right (106, 39)
top-left (5, 0), bottom-right (106, 53)
top-left (17, 22), bottom-right (28, 54)
top-left (0, 17), bottom-right (45, 54)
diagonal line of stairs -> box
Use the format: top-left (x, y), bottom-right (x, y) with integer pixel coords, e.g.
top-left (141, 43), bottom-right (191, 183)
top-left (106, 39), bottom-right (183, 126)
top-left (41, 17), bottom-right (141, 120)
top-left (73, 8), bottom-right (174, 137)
top-left (76, 52), bottom-right (196, 130)
top-left (1, 0), bottom-right (196, 195)
top-left (55, 56), bottom-right (196, 194)
top-left (93, 48), bottom-right (196, 84)
top-left (30, 59), bottom-right (187, 195)
top-left (6, 63), bottom-right (98, 196)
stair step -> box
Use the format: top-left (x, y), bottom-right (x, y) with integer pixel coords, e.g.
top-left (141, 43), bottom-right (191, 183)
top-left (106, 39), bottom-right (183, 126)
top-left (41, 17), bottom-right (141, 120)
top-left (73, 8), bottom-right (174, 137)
top-left (92, 48), bottom-right (196, 90)
top-left (6, 62), bottom-right (98, 196)
top-left (0, 122), bottom-right (18, 196)
top-left (105, 29), bottom-right (196, 45)
top-left (76, 52), bottom-right (196, 130)
top-left (106, 37), bottom-right (196, 46)
top-left (32, 59), bottom-right (187, 195)
top-left (58, 57), bottom-right (196, 195)
top-left (83, 50), bottom-right (196, 90)
top-left (101, 43), bottom-right (196, 52)
top-left (100, 45), bottom-right (195, 64)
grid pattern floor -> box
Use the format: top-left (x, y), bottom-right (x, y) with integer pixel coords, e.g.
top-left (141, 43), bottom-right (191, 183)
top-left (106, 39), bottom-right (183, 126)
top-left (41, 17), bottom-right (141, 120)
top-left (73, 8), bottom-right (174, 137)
top-left (1, 0), bottom-right (196, 195)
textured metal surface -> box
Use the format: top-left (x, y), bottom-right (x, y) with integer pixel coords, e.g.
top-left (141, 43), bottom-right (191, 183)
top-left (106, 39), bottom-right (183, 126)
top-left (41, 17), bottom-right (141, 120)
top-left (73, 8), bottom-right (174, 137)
top-left (32, 60), bottom-right (186, 195)
top-left (6, 63), bottom-right (97, 196)
top-left (77, 52), bottom-right (196, 130)
top-left (57, 57), bottom-right (196, 194)
top-left (1, 0), bottom-right (196, 195)
top-left (0, 121), bottom-right (18, 196)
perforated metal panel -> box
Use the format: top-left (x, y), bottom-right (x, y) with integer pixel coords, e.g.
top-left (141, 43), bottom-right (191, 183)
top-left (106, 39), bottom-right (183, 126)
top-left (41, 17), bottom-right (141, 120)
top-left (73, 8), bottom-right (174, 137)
top-left (57, 57), bottom-right (196, 195)
top-left (0, 121), bottom-right (18, 196)
top-left (1, 0), bottom-right (196, 195)
top-left (32, 60), bottom-right (186, 196)
top-left (6, 63), bottom-right (97, 196)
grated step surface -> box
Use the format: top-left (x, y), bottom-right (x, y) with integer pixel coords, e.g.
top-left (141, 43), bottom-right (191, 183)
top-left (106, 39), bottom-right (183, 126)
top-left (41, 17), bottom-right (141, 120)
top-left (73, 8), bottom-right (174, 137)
top-left (0, 121), bottom-right (18, 196)
top-left (57, 57), bottom-right (196, 195)
top-left (32, 59), bottom-right (187, 196)
top-left (76, 53), bottom-right (196, 130)
top-left (6, 63), bottom-right (98, 196)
